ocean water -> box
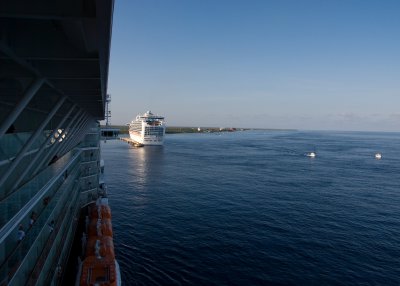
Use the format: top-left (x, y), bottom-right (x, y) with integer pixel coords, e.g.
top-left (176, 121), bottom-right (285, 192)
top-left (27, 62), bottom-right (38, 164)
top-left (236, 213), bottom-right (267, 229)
top-left (101, 131), bottom-right (400, 285)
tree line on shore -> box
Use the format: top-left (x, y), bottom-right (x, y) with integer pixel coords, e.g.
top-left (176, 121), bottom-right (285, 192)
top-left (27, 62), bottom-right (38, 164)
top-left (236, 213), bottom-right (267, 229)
top-left (102, 125), bottom-right (248, 134)
top-left (101, 125), bottom-right (295, 134)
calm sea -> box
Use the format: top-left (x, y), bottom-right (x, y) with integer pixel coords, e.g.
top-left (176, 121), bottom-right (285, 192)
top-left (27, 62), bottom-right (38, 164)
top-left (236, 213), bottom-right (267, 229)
top-left (101, 131), bottom-right (400, 285)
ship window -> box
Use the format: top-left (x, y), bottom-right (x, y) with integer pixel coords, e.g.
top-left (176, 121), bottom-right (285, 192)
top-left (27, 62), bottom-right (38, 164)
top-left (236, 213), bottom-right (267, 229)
top-left (144, 127), bottom-right (164, 136)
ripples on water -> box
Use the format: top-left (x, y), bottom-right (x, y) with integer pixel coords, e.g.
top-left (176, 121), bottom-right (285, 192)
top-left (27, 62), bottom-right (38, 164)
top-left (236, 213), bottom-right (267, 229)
top-left (101, 131), bottom-right (400, 285)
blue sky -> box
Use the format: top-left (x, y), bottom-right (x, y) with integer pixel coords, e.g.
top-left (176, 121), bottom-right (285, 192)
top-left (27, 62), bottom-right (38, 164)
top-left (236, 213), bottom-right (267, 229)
top-left (107, 0), bottom-right (400, 131)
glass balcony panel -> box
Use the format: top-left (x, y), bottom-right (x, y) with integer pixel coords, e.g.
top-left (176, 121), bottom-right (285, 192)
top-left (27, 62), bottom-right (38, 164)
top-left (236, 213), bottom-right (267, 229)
top-left (0, 150), bottom-right (79, 228)
top-left (2, 169), bottom-right (81, 285)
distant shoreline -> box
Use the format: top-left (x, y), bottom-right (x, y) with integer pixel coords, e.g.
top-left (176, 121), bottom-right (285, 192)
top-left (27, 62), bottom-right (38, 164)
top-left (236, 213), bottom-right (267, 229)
top-left (101, 125), bottom-right (296, 134)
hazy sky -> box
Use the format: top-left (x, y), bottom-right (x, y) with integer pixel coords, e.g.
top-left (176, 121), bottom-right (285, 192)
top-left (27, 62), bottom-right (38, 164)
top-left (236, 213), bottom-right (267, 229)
top-left (107, 0), bottom-right (400, 131)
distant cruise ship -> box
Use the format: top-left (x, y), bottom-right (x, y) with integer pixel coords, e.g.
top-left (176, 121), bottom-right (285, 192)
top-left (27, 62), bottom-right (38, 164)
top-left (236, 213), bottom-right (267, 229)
top-left (129, 111), bottom-right (166, 145)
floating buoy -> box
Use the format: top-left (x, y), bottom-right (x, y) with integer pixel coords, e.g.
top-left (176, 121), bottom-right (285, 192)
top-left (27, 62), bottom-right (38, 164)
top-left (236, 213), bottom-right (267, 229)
top-left (306, 152), bottom-right (316, 158)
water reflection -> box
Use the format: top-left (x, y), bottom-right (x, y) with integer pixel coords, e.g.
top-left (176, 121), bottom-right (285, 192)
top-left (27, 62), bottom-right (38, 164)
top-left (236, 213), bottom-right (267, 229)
top-left (127, 146), bottom-right (165, 189)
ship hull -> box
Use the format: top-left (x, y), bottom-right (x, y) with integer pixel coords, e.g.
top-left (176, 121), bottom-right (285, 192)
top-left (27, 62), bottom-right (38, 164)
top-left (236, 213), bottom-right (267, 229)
top-left (0, 1), bottom-right (115, 284)
top-left (129, 131), bottom-right (164, 145)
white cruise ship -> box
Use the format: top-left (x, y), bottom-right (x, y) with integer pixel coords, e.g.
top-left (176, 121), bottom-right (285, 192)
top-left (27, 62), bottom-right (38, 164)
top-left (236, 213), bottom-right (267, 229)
top-left (129, 111), bottom-right (166, 145)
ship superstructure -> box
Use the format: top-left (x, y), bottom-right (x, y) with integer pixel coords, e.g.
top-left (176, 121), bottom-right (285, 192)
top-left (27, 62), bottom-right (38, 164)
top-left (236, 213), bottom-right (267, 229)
top-left (129, 111), bottom-right (166, 145)
top-left (0, 1), bottom-right (116, 285)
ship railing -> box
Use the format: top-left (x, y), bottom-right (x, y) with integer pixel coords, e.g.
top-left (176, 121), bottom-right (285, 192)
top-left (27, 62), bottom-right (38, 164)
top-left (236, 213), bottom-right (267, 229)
top-left (80, 187), bottom-right (101, 207)
top-left (79, 149), bottom-right (100, 193)
top-left (89, 127), bottom-right (100, 133)
top-left (0, 127), bottom-right (87, 171)
top-left (0, 132), bottom-right (48, 163)
top-left (0, 150), bottom-right (80, 229)
top-left (80, 169), bottom-right (99, 179)
top-left (0, 162), bottom-right (81, 285)
top-left (28, 184), bottom-right (81, 286)
top-left (80, 147), bottom-right (100, 163)
top-left (4, 141), bottom-right (102, 284)
top-left (80, 140), bottom-right (100, 148)
top-left (80, 160), bottom-right (100, 177)
top-left (79, 132), bottom-right (100, 148)
top-left (0, 146), bottom-right (52, 169)
top-left (80, 174), bottom-right (99, 193)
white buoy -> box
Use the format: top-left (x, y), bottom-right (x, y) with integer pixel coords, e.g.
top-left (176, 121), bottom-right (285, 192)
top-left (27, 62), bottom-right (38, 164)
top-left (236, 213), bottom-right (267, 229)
top-left (306, 152), bottom-right (316, 158)
top-left (375, 153), bottom-right (382, 159)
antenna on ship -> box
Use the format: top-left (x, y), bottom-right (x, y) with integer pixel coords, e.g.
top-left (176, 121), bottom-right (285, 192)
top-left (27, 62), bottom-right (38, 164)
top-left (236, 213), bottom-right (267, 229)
top-left (105, 94), bottom-right (111, 127)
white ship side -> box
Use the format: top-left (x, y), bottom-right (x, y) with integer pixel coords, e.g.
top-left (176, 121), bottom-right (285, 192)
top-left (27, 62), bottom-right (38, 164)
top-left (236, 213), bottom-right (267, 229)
top-left (129, 111), bottom-right (166, 145)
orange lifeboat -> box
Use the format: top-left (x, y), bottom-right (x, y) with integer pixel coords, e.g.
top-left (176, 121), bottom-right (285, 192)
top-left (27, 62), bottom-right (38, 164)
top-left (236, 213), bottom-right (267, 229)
top-left (79, 198), bottom-right (121, 286)
top-left (90, 204), bottom-right (112, 219)
top-left (80, 256), bottom-right (117, 286)
top-left (87, 218), bottom-right (113, 237)
top-left (85, 236), bottom-right (115, 258)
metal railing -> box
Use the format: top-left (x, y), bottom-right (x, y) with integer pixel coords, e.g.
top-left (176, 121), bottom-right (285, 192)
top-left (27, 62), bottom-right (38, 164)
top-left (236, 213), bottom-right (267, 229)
top-left (2, 165), bottom-right (81, 285)
top-left (0, 150), bottom-right (80, 228)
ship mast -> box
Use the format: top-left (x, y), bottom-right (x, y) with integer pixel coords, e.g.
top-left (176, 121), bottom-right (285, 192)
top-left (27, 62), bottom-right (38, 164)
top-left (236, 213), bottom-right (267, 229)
top-left (105, 94), bottom-right (111, 126)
